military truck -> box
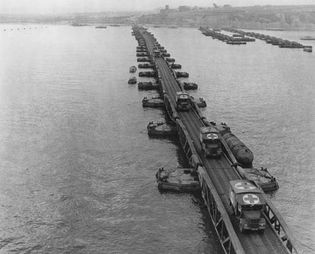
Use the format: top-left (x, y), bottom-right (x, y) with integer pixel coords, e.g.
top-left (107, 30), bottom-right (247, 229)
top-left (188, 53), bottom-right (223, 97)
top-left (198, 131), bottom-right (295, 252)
top-left (153, 49), bottom-right (161, 57)
top-left (199, 126), bottom-right (222, 157)
top-left (175, 91), bottom-right (192, 111)
top-left (229, 180), bottom-right (266, 232)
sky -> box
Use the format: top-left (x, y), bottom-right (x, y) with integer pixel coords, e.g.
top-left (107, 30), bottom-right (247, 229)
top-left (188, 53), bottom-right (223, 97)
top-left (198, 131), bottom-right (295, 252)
top-left (0, 0), bottom-right (314, 14)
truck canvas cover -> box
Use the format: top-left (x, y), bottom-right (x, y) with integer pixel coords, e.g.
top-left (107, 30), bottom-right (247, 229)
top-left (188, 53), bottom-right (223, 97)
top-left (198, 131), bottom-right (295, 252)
top-left (230, 180), bottom-right (262, 194)
top-left (230, 180), bottom-right (264, 206)
top-left (236, 192), bottom-right (264, 206)
top-left (176, 92), bottom-right (190, 100)
top-left (200, 127), bottom-right (219, 140)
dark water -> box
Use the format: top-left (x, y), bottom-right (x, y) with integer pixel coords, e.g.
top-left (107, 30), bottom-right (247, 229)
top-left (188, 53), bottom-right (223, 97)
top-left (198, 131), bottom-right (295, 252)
top-left (0, 25), bottom-right (314, 253)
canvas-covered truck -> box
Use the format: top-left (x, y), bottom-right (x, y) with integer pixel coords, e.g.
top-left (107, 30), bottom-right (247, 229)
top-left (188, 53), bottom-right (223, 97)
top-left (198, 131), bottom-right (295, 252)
top-left (175, 92), bottom-right (192, 111)
top-left (229, 180), bottom-right (266, 233)
top-left (199, 126), bottom-right (222, 157)
top-left (153, 49), bottom-right (161, 57)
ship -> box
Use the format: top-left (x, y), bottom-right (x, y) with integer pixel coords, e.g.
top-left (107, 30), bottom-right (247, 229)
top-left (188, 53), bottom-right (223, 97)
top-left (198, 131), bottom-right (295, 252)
top-left (142, 97), bottom-right (164, 108)
top-left (300, 36), bottom-right (315, 40)
top-left (147, 121), bottom-right (177, 137)
top-left (128, 77), bottom-right (137, 84)
top-left (303, 46), bottom-right (313, 52)
top-left (155, 167), bottom-right (200, 193)
top-left (95, 25), bottom-right (107, 29)
top-left (129, 66), bottom-right (137, 73)
top-left (71, 22), bottom-right (87, 27)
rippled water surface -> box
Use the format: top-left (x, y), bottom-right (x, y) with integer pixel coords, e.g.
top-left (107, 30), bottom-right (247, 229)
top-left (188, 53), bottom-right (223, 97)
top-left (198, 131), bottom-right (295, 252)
top-left (0, 25), bottom-right (314, 254)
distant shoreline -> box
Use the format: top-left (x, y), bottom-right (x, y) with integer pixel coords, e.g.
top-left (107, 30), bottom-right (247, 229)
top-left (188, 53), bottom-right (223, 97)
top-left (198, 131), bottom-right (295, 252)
top-left (1, 4), bottom-right (315, 31)
top-left (1, 22), bottom-right (315, 32)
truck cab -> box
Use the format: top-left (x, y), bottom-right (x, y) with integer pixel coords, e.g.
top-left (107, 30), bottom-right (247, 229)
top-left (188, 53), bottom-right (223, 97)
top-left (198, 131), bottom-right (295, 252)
top-left (229, 180), bottom-right (266, 232)
top-left (199, 126), bottom-right (222, 157)
top-left (175, 92), bottom-right (192, 111)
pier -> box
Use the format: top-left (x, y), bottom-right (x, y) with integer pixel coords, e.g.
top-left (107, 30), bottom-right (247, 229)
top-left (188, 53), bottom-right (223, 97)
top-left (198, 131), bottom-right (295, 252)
top-left (223, 28), bottom-right (312, 52)
top-left (199, 27), bottom-right (255, 45)
top-left (132, 26), bottom-right (298, 254)
top-left (199, 27), bottom-right (312, 53)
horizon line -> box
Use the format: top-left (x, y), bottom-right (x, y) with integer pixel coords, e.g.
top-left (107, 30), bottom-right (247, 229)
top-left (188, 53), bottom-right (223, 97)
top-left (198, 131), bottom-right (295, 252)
top-left (1, 4), bottom-right (315, 16)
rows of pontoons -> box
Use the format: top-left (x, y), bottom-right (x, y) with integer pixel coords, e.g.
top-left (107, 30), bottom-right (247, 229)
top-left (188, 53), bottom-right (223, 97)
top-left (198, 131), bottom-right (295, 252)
top-left (130, 28), bottom-right (205, 192)
top-left (130, 27), bottom-right (206, 140)
top-left (224, 28), bottom-right (313, 52)
top-left (129, 31), bottom-right (200, 91)
top-left (131, 26), bottom-right (279, 193)
top-left (199, 26), bottom-right (255, 45)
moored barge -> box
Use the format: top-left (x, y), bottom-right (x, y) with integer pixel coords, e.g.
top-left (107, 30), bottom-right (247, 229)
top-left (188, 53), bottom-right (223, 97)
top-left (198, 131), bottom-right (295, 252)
top-left (156, 167), bottom-right (200, 193)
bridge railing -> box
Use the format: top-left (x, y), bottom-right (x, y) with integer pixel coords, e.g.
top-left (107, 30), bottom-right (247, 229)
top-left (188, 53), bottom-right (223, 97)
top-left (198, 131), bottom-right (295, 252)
top-left (191, 100), bottom-right (206, 121)
top-left (198, 166), bottom-right (246, 254)
top-left (176, 119), bottom-right (201, 169)
top-left (264, 198), bottom-right (299, 254)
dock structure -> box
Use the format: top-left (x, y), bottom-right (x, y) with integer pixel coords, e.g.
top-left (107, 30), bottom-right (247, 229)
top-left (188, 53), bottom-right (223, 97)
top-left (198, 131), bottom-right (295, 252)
top-left (132, 26), bottom-right (299, 254)
top-left (222, 28), bottom-right (310, 51)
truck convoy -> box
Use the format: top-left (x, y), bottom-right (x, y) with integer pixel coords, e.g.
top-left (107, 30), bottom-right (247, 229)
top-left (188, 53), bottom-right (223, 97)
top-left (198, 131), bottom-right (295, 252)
top-left (199, 126), bottom-right (222, 157)
top-left (229, 180), bottom-right (266, 232)
top-left (175, 91), bottom-right (192, 111)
